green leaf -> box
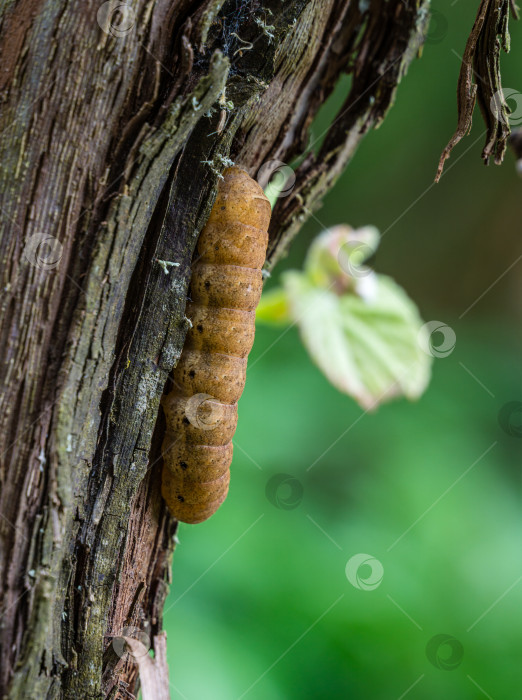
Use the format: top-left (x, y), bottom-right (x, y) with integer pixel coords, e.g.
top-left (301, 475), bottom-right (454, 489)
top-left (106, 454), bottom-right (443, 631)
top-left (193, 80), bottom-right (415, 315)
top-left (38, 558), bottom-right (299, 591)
top-left (256, 286), bottom-right (291, 325)
top-left (283, 270), bottom-right (432, 410)
top-left (305, 224), bottom-right (380, 289)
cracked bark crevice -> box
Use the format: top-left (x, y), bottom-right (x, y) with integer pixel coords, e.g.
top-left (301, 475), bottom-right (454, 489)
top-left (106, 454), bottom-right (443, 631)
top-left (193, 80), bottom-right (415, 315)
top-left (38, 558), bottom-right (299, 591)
top-left (0, 1), bottom-right (431, 697)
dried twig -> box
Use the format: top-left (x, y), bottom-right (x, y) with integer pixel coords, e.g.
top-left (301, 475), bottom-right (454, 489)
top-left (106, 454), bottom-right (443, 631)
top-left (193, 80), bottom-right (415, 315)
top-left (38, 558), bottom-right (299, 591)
top-left (436, 0), bottom-right (518, 182)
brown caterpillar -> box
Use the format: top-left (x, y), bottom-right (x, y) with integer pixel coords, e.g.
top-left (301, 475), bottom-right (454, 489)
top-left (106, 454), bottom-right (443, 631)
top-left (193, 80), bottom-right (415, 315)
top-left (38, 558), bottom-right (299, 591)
top-left (161, 167), bottom-right (271, 523)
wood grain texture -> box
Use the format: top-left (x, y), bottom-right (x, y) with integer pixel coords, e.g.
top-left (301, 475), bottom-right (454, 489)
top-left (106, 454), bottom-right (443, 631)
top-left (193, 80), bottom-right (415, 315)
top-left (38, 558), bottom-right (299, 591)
top-left (161, 167), bottom-right (271, 523)
top-left (0, 0), bottom-right (429, 694)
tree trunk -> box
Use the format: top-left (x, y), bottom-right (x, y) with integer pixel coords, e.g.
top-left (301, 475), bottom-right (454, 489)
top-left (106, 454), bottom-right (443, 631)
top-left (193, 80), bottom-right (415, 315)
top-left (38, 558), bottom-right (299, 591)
top-left (0, 0), bottom-right (428, 697)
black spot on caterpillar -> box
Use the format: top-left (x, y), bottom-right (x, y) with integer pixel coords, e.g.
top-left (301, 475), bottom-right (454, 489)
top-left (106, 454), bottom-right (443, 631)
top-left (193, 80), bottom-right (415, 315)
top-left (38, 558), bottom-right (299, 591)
top-left (161, 167), bottom-right (271, 523)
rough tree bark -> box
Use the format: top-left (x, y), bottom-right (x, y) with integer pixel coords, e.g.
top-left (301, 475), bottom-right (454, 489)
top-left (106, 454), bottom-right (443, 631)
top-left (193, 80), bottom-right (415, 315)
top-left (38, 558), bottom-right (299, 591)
top-left (0, 0), bottom-right (429, 697)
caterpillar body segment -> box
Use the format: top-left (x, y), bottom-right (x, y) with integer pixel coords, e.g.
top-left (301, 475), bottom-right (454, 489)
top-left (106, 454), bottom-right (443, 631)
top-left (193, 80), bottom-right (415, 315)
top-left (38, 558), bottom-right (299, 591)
top-left (161, 167), bottom-right (271, 523)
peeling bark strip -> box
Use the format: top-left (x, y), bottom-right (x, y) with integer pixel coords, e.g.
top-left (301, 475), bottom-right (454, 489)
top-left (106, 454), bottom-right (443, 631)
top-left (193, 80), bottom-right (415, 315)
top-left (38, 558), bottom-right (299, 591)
top-left (436, 0), bottom-right (519, 182)
top-left (122, 633), bottom-right (170, 700)
top-left (0, 1), bottom-right (429, 697)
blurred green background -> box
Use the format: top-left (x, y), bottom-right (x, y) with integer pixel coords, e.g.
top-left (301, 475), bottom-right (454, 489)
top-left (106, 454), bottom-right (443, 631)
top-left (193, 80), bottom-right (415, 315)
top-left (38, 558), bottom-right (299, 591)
top-left (164, 1), bottom-right (522, 698)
